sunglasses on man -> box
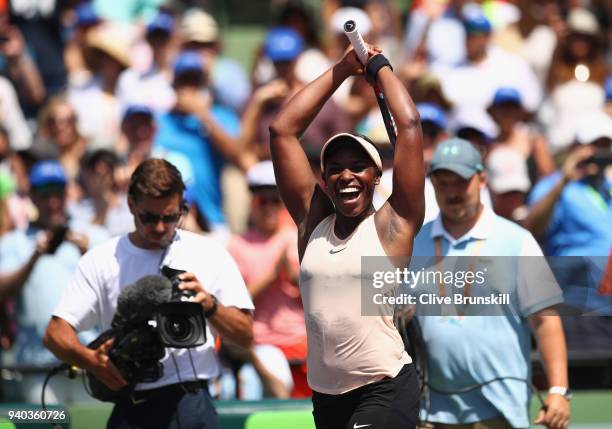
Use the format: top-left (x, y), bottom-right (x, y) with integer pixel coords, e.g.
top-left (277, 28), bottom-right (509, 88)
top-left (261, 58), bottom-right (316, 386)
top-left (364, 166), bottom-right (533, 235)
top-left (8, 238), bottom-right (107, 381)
top-left (136, 211), bottom-right (183, 225)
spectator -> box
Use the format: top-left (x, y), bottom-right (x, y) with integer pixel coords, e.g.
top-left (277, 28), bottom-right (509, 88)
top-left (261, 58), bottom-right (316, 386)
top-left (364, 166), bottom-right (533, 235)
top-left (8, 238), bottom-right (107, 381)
top-left (0, 16), bottom-right (45, 108)
top-left (528, 110), bottom-right (612, 315)
top-left (227, 161), bottom-right (307, 399)
top-left (68, 23), bottom-right (131, 149)
top-left (486, 145), bottom-right (531, 223)
top-left (539, 7), bottom-right (607, 152)
top-left (180, 8), bottom-right (251, 114)
top-left (32, 95), bottom-right (87, 184)
top-left (0, 160), bottom-right (108, 403)
top-left (154, 52), bottom-right (243, 235)
top-left (413, 138), bottom-right (570, 429)
top-left (116, 11), bottom-right (177, 113)
top-left (451, 105), bottom-right (497, 161)
top-left (487, 87), bottom-right (556, 180)
top-left (63, 2), bottom-right (102, 83)
top-left (604, 75), bottom-right (612, 117)
top-left (0, 74), bottom-right (32, 151)
top-left (436, 9), bottom-right (542, 113)
top-left (69, 149), bottom-right (133, 237)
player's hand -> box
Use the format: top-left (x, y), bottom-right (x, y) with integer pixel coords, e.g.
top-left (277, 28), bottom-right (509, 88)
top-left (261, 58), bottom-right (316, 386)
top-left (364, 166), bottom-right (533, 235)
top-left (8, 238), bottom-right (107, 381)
top-left (86, 338), bottom-right (129, 391)
top-left (337, 43), bottom-right (382, 77)
top-left (178, 272), bottom-right (215, 312)
top-left (534, 394), bottom-right (570, 429)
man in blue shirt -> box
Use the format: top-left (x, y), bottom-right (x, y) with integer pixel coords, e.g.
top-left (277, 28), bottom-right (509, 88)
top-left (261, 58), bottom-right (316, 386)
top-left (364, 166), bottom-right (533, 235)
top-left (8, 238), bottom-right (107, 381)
top-left (413, 139), bottom-right (570, 429)
top-left (0, 161), bottom-right (108, 403)
top-left (154, 52), bottom-right (243, 234)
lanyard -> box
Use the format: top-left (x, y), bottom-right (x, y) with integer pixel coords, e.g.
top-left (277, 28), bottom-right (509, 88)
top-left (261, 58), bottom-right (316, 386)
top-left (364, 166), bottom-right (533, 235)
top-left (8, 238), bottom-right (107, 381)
top-left (434, 236), bottom-right (484, 300)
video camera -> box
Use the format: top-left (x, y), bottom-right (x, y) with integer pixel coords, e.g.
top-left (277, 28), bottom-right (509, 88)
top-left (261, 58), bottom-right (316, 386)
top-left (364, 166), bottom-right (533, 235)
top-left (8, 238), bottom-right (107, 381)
top-left (85, 268), bottom-right (207, 401)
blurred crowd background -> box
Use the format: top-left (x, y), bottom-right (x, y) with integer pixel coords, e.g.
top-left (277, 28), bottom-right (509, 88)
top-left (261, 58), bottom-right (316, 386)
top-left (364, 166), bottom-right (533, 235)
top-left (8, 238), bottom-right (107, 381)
top-left (0, 0), bottom-right (610, 404)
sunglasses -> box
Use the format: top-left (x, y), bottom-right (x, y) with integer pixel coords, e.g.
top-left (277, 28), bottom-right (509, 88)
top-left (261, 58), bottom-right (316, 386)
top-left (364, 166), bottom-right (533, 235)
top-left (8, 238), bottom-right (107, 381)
top-left (32, 183), bottom-right (66, 196)
top-left (136, 211), bottom-right (182, 225)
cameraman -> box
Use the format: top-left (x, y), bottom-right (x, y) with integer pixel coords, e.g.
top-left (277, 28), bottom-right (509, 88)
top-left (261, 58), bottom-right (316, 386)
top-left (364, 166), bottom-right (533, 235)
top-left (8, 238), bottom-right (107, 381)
top-left (44, 159), bottom-right (254, 429)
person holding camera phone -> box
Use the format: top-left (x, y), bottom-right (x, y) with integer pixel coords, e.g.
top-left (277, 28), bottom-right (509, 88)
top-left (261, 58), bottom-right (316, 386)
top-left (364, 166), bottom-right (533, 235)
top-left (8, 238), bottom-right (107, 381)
top-left (0, 160), bottom-right (109, 404)
top-left (44, 158), bottom-right (254, 429)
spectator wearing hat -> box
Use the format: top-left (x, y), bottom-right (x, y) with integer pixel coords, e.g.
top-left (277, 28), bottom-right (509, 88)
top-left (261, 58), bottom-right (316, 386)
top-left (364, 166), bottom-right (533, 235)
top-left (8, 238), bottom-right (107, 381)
top-left (413, 138), bottom-right (570, 429)
top-left (180, 8), bottom-right (251, 113)
top-left (116, 11), bottom-right (177, 113)
top-left (242, 27), bottom-right (351, 163)
top-left (487, 87), bottom-right (555, 180)
top-left (226, 161), bottom-right (308, 399)
top-left (153, 51), bottom-right (243, 235)
top-left (527, 111), bottom-right (612, 315)
top-left (68, 23), bottom-right (131, 149)
top-left (0, 160), bottom-right (108, 404)
top-left (64, 2), bottom-right (103, 86)
top-left (452, 105), bottom-right (498, 160)
top-left (436, 8), bottom-right (542, 114)
top-left (538, 8), bottom-right (608, 152)
top-left (486, 146), bottom-right (531, 222)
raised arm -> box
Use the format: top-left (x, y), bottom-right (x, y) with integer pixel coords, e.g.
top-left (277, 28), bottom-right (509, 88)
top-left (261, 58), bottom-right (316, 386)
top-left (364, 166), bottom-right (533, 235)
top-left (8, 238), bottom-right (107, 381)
top-left (375, 63), bottom-right (425, 255)
top-left (269, 48), bottom-right (375, 228)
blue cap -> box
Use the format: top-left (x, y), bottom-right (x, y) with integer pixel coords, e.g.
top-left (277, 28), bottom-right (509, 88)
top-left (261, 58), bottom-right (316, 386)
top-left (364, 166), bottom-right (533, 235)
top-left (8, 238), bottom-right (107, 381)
top-left (417, 103), bottom-right (447, 129)
top-left (75, 3), bottom-right (100, 27)
top-left (491, 87), bottom-right (522, 106)
top-left (264, 27), bottom-right (304, 62)
top-left (463, 13), bottom-right (492, 34)
top-left (147, 12), bottom-right (174, 34)
top-left (429, 138), bottom-right (484, 179)
top-left (605, 76), bottom-right (612, 101)
top-left (29, 161), bottom-right (67, 187)
top-left (173, 51), bottom-right (204, 75)
top-left (123, 104), bottom-right (153, 120)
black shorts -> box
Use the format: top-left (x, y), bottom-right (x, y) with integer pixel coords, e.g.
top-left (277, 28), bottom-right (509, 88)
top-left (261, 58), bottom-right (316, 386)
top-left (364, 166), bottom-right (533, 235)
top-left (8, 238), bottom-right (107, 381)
top-left (312, 364), bottom-right (419, 429)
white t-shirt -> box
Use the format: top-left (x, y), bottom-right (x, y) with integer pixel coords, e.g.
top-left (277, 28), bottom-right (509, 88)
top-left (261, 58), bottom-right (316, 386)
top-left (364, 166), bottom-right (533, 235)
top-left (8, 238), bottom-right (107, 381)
top-left (53, 229), bottom-right (254, 390)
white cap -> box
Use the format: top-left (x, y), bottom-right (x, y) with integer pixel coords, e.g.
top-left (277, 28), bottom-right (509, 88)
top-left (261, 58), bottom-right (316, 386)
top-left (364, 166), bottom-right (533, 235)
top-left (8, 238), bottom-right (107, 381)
top-left (576, 110), bottom-right (612, 144)
top-left (451, 106), bottom-right (499, 140)
top-left (567, 8), bottom-right (600, 36)
top-left (246, 160), bottom-right (276, 188)
top-left (320, 133), bottom-right (382, 173)
top-left (330, 7), bottom-right (372, 35)
top-left (486, 146), bottom-right (530, 194)
top-left (181, 9), bottom-right (219, 43)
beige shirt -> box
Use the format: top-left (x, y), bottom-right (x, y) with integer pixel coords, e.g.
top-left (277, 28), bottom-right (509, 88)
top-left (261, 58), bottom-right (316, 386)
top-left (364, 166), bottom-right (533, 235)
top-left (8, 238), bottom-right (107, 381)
top-left (300, 213), bottom-right (411, 394)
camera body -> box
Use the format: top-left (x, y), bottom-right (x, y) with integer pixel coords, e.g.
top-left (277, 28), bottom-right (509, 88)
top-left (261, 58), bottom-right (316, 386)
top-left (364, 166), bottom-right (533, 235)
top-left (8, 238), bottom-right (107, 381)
top-left (158, 266), bottom-right (207, 348)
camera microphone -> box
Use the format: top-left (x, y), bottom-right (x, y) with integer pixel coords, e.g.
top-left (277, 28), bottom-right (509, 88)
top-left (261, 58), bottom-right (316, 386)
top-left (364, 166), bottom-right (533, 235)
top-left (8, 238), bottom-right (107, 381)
top-left (112, 275), bottom-right (173, 327)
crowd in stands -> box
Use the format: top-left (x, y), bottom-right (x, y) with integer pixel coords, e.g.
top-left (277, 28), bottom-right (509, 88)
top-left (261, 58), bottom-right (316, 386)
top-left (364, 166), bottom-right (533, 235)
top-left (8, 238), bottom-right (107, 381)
top-left (0, 0), bottom-right (610, 403)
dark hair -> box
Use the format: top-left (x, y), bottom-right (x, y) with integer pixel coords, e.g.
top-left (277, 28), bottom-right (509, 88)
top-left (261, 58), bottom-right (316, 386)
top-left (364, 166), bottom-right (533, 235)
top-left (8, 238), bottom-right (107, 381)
top-left (128, 159), bottom-right (185, 201)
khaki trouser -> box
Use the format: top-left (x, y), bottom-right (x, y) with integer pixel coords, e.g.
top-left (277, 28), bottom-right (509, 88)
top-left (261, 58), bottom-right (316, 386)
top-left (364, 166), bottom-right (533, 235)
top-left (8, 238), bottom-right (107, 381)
top-left (418, 416), bottom-right (512, 429)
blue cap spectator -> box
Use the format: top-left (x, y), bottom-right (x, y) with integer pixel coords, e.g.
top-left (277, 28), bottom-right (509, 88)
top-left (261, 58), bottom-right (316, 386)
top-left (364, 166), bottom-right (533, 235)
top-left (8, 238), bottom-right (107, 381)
top-left (147, 12), bottom-right (174, 35)
top-left (264, 27), bottom-right (304, 62)
top-left (491, 87), bottom-right (522, 106)
top-left (429, 138), bottom-right (484, 179)
top-left (122, 104), bottom-right (153, 121)
top-left (463, 12), bottom-right (492, 34)
top-left (173, 51), bottom-right (204, 76)
top-left (29, 161), bottom-right (68, 187)
top-left (75, 2), bottom-right (100, 28)
top-left (417, 103), bottom-right (447, 130)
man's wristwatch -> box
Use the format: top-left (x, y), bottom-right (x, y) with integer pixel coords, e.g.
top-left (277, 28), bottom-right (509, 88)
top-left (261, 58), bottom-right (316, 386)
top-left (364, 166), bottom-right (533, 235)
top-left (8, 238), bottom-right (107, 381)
top-left (548, 386), bottom-right (572, 401)
top-left (204, 294), bottom-right (218, 318)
